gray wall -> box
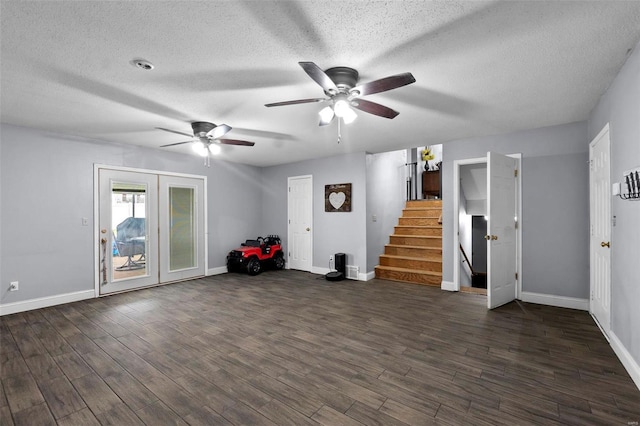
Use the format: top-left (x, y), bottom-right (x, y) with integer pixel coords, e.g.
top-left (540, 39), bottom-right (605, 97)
top-left (365, 150), bottom-right (407, 271)
top-left (260, 152), bottom-right (368, 273)
top-left (441, 121), bottom-right (589, 298)
top-left (0, 124), bottom-right (262, 305)
top-left (588, 40), bottom-right (640, 366)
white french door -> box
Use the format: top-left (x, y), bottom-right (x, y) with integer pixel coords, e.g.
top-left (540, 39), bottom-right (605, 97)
top-left (487, 152), bottom-right (518, 309)
top-left (288, 175), bottom-right (313, 272)
top-left (589, 125), bottom-right (611, 336)
top-left (159, 175), bottom-right (205, 283)
top-left (99, 170), bottom-right (159, 294)
top-left (98, 168), bottom-right (205, 295)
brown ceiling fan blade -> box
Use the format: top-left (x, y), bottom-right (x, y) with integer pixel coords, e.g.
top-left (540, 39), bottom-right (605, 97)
top-left (207, 124), bottom-right (231, 139)
top-left (299, 62), bottom-right (338, 93)
top-left (218, 139), bottom-right (255, 146)
top-left (265, 97), bottom-right (326, 107)
top-left (352, 72), bottom-right (416, 96)
top-left (352, 99), bottom-right (399, 119)
top-left (156, 127), bottom-right (194, 138)
top-left (160, 140), bottom-right (194, 147)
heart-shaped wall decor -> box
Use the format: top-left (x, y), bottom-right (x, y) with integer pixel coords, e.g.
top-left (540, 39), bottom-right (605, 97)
top-left (329, 192), bottom-right (346, 210)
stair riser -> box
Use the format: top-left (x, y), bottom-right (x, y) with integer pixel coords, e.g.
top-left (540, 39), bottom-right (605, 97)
top-left (379, 257), bottom-right (442, 272)
top-left (390, 236), bottom-right (441, 248)
top-left (402, 209), bottom-right (442, 218)
top-left (406, 200), bottom-right (442, 208)
top-left (375, 268), bottom-right (441, 286)
top-left (394, 227), bottom-right (442, 237)
top-left (384, 246), bottom-right (442, 258)
top-left (399, 217), bottom-right (441, 226)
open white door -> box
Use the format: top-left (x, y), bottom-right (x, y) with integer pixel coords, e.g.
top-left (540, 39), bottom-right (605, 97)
top-left (288, 175), bottom-right (313, 272)
top-left (159, 175), bottom-right (206, 283)
top-left (589, 125), bottom-right (611, 336)
top-left (487, 152), bottom-right (517, 309)
top-left (99, 169), bottom-right (159, 294)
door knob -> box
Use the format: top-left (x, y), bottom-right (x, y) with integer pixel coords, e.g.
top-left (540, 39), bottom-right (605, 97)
top-left (491, 235), bottom-right (498, 240)
top-left (484, 235), bottom-right (490, 240)
top-left (306, 227), bottom-right (310, 231)
top-left (601, 241), bottom-right (610, 248)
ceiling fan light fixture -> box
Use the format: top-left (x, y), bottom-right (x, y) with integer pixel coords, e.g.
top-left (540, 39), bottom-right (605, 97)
top-left (333, 99), bottom-right (351, 118)
top-left (341, 107), bottom-right (357, 124)
top-left (208, 144), bottom-right (221, 155)
top-left (318, 106), bottom-right (335, 125)
top-left (192, 141), bottom-right (208, 157)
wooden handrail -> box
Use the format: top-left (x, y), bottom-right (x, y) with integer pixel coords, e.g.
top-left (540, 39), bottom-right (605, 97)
top-left (459, 244), bottom-right (476, 276)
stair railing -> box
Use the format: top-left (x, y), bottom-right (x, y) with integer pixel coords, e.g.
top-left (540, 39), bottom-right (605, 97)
top-left (405, 161), bottom-right (418, 201)
top-left (459, 244), bottom-right (476, 276)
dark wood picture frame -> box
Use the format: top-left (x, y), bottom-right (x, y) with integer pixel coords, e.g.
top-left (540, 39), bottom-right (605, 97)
top-left (325, 183), bottom-right (352, 212)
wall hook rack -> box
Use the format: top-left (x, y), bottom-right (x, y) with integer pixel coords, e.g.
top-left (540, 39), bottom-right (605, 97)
top-left (618, 169), bottom-right (640, 200)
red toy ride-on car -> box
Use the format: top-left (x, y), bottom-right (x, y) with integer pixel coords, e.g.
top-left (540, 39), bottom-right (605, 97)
top-left (226, 235), bottom-right (285, 275)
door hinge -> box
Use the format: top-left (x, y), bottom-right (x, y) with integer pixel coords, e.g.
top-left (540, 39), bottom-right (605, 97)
top-left (288, 187), bottom-right (291, 192)
top-left (514, 169), bottom-right (518, 178)
top-left (515, 272), bottom-right (518, 280)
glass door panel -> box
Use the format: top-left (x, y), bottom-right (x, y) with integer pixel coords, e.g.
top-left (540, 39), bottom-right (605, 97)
top-left (112, 184), bottom-right (147, 280)
top-left (169, 186), bottom-right (196, 270)
top-left (159, 176), bottom-right (205, 282)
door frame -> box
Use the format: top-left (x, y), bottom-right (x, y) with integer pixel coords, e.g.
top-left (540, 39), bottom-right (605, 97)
top-left (93, 164), bottom-right (208, 297)
top-left (287, 174), bottom-right (313, 272)
top-left (451, 154), bottom-right (522, 296)
top-left (588, 123), bottom-right (611, 339)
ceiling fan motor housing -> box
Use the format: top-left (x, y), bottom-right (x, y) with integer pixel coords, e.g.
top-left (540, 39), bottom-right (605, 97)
top-left (324, 67), bottom-right (359, 94)
top-left (191, 121), bottom-right (216, 137)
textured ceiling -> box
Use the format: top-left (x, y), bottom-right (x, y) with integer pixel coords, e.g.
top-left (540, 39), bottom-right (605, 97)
top-left (2, 1), bottom-right (640, 167)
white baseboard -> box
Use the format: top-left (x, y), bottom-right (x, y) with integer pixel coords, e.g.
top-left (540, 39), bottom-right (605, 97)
top-left (361, 271), bottom-right (375, 281)
top-left (312, 266), bottom-right (330, 276)
top-left (609, 330), bottom-right (640, 391)
top-left (207, 266), bottom-right (228, 276)
top-left (0, 290), bottom-right (95, 316)
top-left (519, 291), bottom-right (588, 311)
top-left (441, 280), bottom-right (456, 291)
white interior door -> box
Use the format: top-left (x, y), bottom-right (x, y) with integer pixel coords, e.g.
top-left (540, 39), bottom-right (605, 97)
top-left (288, 175), bottom-right (313, 272)
top-left (589, 125), bottom-right (611, 335)
top-left (487, 152), bottom-right (517, 309)
top-left (159, 175), bottom-right (206, 283)
top-left (99, 169), bottom-right (159, 294)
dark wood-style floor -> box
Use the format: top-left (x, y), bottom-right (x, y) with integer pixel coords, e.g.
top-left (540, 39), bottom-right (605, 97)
top-left (1, 271), bottom-right (639, 425)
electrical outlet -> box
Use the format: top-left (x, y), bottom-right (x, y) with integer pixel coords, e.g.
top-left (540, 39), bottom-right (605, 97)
top-left (9, 281), bottom-right (19, 291)
top-left (329, 255), bottom-right (334, 262)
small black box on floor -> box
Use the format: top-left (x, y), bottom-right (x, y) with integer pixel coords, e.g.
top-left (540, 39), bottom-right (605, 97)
top-left (335, 253), bottom-right (346, 275)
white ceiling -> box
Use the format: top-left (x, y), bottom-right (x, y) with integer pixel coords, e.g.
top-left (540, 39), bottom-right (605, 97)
top-left (2, 1), bottom-right (640, 167)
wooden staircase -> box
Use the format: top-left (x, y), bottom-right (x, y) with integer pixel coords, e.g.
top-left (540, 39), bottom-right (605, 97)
top-left (375, 200), bottom-right (442, 286)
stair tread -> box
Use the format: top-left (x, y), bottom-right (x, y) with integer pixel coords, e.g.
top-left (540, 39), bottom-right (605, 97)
top-left (375, 265), bottom-right (442, 276)
top-left (400, 216), bottom-right (437, 219)
top-left (380, 254), bottom-right (442, 263)
top-left (396, 225), bottom-right (441, 228)
top-left (391, 234), bottom-right (441, 239)
top-left (386, 244), bottom-right (442, 250)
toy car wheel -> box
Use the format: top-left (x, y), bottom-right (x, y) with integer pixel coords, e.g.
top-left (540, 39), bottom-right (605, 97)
top-left (247, 258), bottom-right (261, 275)
top-left (274, 254), bottom-right (285, 270)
